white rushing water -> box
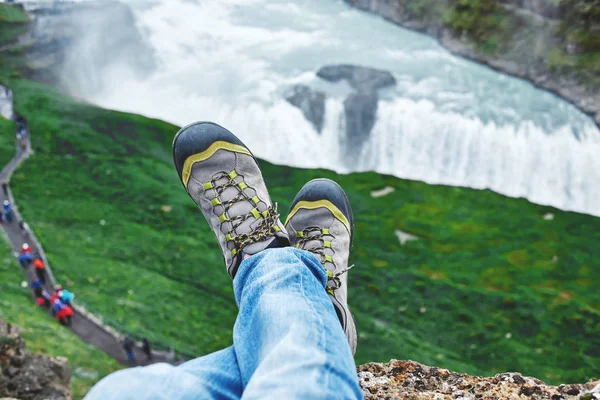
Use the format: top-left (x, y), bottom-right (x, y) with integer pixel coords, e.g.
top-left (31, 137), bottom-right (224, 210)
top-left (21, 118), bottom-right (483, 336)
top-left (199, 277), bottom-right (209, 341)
top-left (13, 0), bottom-right (600, 215)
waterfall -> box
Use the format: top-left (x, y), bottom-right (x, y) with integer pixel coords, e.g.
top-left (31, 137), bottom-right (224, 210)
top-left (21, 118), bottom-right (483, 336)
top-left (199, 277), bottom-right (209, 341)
top-left (17, 0), bottom-right (600, 216)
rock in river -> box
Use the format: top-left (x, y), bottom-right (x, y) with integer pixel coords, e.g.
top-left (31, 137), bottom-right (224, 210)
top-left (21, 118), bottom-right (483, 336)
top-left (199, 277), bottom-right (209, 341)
top-left (284, 84), bottom-right (326, 133)
top-left (317, 64), bottom-right (396, 92)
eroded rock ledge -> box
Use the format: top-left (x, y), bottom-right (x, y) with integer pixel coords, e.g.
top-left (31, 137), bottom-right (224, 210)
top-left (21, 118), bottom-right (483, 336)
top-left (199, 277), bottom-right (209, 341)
top-left (4, 319), bottom-right (599, 400)
top-left (0, 321), bottom-right (71, 400)
top-left (358, 359), bottom-right (600, 400)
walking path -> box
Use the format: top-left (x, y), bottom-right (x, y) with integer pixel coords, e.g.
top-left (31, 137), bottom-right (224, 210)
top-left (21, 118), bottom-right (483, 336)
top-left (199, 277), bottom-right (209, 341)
top-left (0, 84), bottom-right (176, 366)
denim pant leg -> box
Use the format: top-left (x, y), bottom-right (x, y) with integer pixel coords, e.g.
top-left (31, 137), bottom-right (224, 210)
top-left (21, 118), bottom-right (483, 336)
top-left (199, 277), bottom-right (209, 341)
top-left (232, 247), bottom-right (362, 400)
top-left (84, 346), bottom-right (242, 400)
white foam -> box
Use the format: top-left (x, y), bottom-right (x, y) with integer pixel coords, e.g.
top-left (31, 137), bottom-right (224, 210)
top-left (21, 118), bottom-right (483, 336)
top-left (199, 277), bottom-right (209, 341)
top-left (48, 0), bottom-right (600, 216)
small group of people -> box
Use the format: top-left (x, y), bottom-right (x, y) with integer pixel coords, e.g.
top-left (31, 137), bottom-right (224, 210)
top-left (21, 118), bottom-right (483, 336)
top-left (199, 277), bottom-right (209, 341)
top-left (18, 242), bottom-right (76, 326)
top-left (31, 280), bottom-right (75, 326)
top-left (50, 284), bottom-right (75, 326)
top-left (123, 337), bottom-right (153, 365)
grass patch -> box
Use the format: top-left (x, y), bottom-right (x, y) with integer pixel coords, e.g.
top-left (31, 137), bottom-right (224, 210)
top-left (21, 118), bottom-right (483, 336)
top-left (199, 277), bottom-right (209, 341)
top-left (0, 3), bottom-right (27, 23)
top-left (444, 0), bottom-right (505, 53)
top-left (0, 4), bottom-right (28, 45)
top-left (0, 114), bottom-right (17, 166)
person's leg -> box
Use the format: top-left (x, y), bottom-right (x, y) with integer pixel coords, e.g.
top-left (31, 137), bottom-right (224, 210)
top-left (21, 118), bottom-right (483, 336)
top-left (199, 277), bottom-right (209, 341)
top-left (233, 248), bottom-right (362, 399)
top-left (127, 350), bottom-right (136, 365)
top-left (172, 122), bottom-right (361, 398)
top-left (36, 268), bottom-right (45, 284)
top-left (284, 178), bottom-right (358, 354)
top-left (83, 346), bottom-right (243, 400)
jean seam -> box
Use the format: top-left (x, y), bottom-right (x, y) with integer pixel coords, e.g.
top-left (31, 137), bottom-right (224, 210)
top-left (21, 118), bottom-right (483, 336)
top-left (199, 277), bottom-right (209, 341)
top-left (297, 251), bottom-right (329, 393)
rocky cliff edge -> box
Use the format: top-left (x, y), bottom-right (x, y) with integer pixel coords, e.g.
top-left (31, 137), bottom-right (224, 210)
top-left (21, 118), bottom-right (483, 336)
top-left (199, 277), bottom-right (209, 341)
top-left (1, 321), bottom-right (71, 400)
top-left (2, 320), bottom-right (599, 399)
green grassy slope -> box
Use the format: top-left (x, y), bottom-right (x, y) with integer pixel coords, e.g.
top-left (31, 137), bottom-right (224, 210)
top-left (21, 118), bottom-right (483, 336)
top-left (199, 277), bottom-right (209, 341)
top-left (0, 115), bottom-right (17, 166)
top-left (0, 3), bottom-right (28, 45)
top-left (0, 240), bottom-right (122, 399)
top-left (1, 2), bottom-right (599, 388)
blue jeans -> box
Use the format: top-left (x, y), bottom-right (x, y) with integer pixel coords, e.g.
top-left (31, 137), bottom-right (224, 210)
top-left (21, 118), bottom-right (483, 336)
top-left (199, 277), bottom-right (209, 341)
top-left (84, 248), bottom-right (362, 399)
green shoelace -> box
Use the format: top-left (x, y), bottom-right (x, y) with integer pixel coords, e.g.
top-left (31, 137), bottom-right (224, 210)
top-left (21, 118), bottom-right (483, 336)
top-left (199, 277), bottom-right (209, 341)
top-left (295, 226), bottom-right (354, 295)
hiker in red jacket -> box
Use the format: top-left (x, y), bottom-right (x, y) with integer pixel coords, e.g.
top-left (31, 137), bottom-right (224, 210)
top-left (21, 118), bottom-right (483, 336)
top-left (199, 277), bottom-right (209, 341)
top-left (50, 290), bottom-right (59, 306)
top-left (56, 304), bottom-right (74, 326)
top-left (52, 297), bottom-right (73, 326)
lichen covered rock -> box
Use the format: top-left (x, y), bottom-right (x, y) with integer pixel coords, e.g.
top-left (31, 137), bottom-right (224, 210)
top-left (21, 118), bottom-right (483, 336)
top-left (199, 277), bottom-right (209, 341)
top-left (358, 359), bottom-right (600, 399)
top-left (1, 321), bottom-right (71, 400)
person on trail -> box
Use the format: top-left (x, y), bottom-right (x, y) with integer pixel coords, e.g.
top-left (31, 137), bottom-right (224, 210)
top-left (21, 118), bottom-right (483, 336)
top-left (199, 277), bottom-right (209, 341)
top-left (52, 297), bottom-right (73, 326)
top-left (18, 220), bottom-right (29, 238)
top-left (57, 288), bottom-right (75, 306)
top-left (123, 337), bottom-right (136, 366)
top-left (33, 255), bottom-right (46, 284)
top-left (56, 301), bottom-right (73, 326)
top-left (18, 251), bottom-right (32, 268)
top-left (21, 243), bottom-right (31, 254)
top-left (35, 295), bottom-right (47, 308)
top-left (33, 283), bottom-right (51, 308)
top-left (51, 285), bottom-right (74, 306)
top-left (50, 285), bottom-right (62, 305)
top-left (142, 338), bottom-right (152, 362)
top-left (51, 297), bottom-right (62, 315)
top-left (3, 200), bottom-right (12, 222)
top-left (31, 279), bottom-right (43, 290)
top-left (85, 122), bottom-right (362, 399)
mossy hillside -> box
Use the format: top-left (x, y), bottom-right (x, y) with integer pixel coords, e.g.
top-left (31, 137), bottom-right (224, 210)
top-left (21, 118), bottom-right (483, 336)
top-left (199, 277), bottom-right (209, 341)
top-left (0, 115), bottom-right (17, 166)
top-left (1, 2), bottom-right (599, 386)
top-left (444, 0), bottom-right (517, 55)
top-left (0, 3), bottom-right (28, 23)
top-left (356, 0), bottom-right (600, 87)
top-left (551, 0), bottom-right (600, 86)
top-left (0, 3), bottom-right (28, 45)
top-left (0, 240), bottom-right (122, 399)
top-left (445, 0), bottom-right (600, 86)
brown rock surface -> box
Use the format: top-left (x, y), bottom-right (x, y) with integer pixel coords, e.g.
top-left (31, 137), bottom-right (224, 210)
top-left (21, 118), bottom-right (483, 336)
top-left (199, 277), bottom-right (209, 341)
top-left (358, 360), bottom-right (600, 399)
top-left (1, 321), bottom-right (71, 400)
top-left (3, 319), bottom-right (599, 400)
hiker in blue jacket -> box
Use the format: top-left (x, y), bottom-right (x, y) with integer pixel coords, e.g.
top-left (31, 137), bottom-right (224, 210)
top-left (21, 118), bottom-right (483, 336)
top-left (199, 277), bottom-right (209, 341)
top-left (18, 252), bottom-right (32, 268)
top-left (3, 200), bottom-right (12, 222)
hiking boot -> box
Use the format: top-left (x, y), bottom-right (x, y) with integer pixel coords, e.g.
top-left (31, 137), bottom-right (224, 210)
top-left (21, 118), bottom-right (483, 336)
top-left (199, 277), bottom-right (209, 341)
top-left (173, 121), bottom-right (289, 278)
top-left (285, 178), bottom-right (357, 354)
